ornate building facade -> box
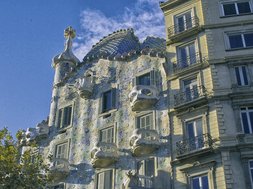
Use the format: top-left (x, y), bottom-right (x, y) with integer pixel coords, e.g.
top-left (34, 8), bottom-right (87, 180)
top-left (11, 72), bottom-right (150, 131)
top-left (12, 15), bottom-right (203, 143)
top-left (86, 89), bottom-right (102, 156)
top-left (21, 26), bottom-right (171, 189)
top-left (21, 0), bottom-right (253, 188)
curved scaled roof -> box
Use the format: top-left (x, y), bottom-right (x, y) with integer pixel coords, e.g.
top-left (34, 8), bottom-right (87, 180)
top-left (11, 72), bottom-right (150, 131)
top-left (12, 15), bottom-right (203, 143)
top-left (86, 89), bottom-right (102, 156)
top-left (83, 28), bottom-right (140, 61)
top-left (83, 29), bottom-right (166, 62)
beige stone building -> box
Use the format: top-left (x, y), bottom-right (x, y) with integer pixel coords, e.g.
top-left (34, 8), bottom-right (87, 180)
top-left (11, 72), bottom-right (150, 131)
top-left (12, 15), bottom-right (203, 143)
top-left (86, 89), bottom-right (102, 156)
top-left (160, 0), bottom-right (253, 189)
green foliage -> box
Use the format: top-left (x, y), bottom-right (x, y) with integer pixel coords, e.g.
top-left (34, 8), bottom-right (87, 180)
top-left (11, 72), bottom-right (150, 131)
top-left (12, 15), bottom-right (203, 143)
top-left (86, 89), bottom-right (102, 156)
top-left (0, 128), bottom-right (49, 189)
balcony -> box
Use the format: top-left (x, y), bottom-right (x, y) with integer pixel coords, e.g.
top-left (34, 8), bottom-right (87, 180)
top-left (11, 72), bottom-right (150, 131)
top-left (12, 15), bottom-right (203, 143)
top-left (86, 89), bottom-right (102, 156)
top-left (172, 52), bottom-right (207, 74)
top-left (48, 158), bottom-right (70, 182)
top-left (91, 142), bottom-right (119, 168)
top-left (137, 175), bottom-right (154, 189)
top-left (130, 129), bottom-right (160, 156)
top-left (176, 133), bottom-right (213, 157)
top-left (167, 16), bottom-right (200, 41)
top-left (129, 85), bottom-right (159, 111)
top-left (174, 85), bottom-right (206, 108)
top-left (74, 76), bottom-right (94, 98)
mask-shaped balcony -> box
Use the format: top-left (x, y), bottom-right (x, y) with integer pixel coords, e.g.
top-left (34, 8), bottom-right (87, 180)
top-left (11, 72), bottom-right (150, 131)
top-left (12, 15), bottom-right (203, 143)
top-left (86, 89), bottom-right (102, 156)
top-left (91, 142), bottom-right (119, 168)
top-left (48, 158), bottom-right (70, 182)
top-left (130, 129), bottom-right (160, 156)
top-left (74, 76), bottom-right (94, 98)
top-left (176, 133), bottom-right (213, 158)
top-left (129, 85), bottom-right (159, 111)
top-left (35, 120), bottom-right (49, 138)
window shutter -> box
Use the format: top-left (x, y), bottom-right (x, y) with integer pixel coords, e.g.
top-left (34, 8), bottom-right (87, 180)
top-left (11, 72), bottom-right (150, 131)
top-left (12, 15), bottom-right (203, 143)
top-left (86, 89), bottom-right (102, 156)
top-left (57, 109), bottom-right (63, 128)
top-left (150, 70), bottom-right (156, 86)
top-left (111, 88), bottom-right (116, 109)
top-left (132, 77), bottom-right (137, 86)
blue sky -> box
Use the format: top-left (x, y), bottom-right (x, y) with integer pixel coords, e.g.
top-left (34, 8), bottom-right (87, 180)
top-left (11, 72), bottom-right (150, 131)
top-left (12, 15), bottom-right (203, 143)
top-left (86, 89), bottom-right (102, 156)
top-left (0, 0), bottom-right (165, 135)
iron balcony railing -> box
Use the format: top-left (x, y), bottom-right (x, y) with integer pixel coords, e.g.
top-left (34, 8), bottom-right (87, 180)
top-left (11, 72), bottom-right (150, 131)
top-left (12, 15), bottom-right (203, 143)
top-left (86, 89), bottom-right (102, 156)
top-left (176, 133), bottom-right (213, 156)
top-left (174, 85), bottom-right (206, 107)
top-left (137, 175), bottom-right (154, 189)
top-left (167, 16), bottom-right (199, 37)
top-left (173, 52), bottom-right (207, 73)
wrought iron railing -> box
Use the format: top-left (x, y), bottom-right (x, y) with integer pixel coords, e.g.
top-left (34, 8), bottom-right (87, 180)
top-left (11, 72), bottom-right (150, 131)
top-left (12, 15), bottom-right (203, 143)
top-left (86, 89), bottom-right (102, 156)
top-left (176, 133), bottom-right (213, 156)
top-left (172, 52), bottom-right (207, 73)
top-left (167, 16), bottom-right (199, 37)
top-left (174, 85), bottom-right (206, 106)
top-left (137, 175), bottom-right (154, 188)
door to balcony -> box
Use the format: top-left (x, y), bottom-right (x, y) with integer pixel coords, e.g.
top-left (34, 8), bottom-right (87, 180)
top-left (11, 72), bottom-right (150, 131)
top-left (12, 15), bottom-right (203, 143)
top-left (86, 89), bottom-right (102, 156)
top-left (183, 78), bottom-right (199, 102)
top-left (186, 118), bottom-right (203, 150)
top-left (177, 42), bottom-right (196, 68)
top-left (175, 11), bottom-right (193, 33)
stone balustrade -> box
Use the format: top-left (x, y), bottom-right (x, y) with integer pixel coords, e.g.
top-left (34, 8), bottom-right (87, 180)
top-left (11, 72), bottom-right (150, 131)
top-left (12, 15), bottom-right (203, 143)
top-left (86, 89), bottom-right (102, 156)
top-left (48, 158), bottom-right (70, 182)
top-left (74, 76), bottom-right (94, 98)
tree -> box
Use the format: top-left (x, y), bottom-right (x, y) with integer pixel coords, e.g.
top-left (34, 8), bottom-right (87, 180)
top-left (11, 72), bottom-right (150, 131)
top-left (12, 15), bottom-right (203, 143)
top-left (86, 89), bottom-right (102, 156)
top-left (0, 127), bottom-right (49, 189)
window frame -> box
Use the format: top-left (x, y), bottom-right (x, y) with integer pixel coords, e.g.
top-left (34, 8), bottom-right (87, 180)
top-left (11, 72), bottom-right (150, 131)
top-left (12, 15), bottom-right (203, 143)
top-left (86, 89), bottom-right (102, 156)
top-left (101, 88), bottom-right (117, 114)
top-left (240, 107), bottom-right (253, 134)
top-left (133, 69), bottom-right (157, 87)
top-left (56, 104), bottom-right (73, 129)
top-left (55, 141), bottom-right (69, 160)
top-left (249, 160), bottom-right (253, 189)
top-left (226, 31), bottom-right (253, 50)
top-left (99, 126), bottom-right (115, 143)
top-left (136, 112), bottom-right (155, 130)
top-left (220, 0), bottom-right (253, 17)
top-left (234, 65), bottom-right (249, 86)
top-left (95, 169), bottom-right (114, 189)
top-left (190, 174), bottom-right (210, 189)
top-left (174, 9), bottom-right (195, 34)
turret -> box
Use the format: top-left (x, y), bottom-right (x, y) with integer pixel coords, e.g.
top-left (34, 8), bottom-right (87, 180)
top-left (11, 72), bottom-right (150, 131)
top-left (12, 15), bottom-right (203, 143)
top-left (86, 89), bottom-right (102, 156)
top-left (52, 26), bottom-right (79, 85)
top-left (48, 26), bottom-right (79, 127)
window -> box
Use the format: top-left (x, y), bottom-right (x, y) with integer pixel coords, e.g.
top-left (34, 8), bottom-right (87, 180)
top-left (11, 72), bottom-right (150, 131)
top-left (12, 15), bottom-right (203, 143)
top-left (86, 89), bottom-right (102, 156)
top-left (137, 113), bottom-right (153, 130)
top-left (53, 184), bottom-right (64, 189)
top-left (137, 73), bottom-right (151, 85)
top-left (96, 170), bottom-right (113, 189)
top-left (191, 175), bottom-right (209, 189)
top-left (222, 1), bottom-right (252, 16)
top-left (134, 71), bottom-right (157, 86)
top-left (227, 32), bottom-right (253, 49)
top-left (240, 107), bottom-right (253, 133)
top-left (177, 42), bottom-right (197, 68)
top-left (137, 158), bottom-right (155, 188)
top-left (183, 78), bottom-right (199, 101)
top-left (55, 142), bottom-right (68, 164)
top-left (175, 11), bottom-right (194, 33)
top-left (249, 160), bottom-right (253, 188)
top-left (235, 66), bottom-right (249, 86)
top-left (57, 105), bottom-right (72, 128)
top-left (102, 89), bottom-right (116, 113)
top-left (99, 127), bottom-right (114, 143)
top-left (186, 118), bottom-right (203, 150)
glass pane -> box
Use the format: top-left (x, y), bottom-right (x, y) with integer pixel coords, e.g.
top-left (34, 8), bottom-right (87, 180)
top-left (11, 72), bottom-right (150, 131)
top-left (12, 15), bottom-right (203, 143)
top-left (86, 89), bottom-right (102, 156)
top-left (179, 47), bottom-right (188, 67)
top-left (103, 91), bottom-right (112, 112)
top-left (241, 112), bottom-right (250, 133)
top-left (250, 161), bottom-right (253, 167)
top-left (187, 122), bottom-right (195, 138)
top-left (189, 44), bottom-right (196, 65)
top-left (244, 33), bottom-right (253, 47)
top-left (104, 170), bottom-right (112, 189)
top-left (185, 12), bottom-right (192, 29)
top-left (57, 109), bottom-right (62, 128)
top-left (177, 16), bottom-right (185, 32)
top-left (249, 112), bottom-right (253, 133)
top-left (223, 4), bottom-right (237, 15)
top-left (235, 67), bottom-right (242, 85)
top-left (202, 176), bottom-right (209, 189)
top-left (229, 35), bottom-right (243, 49)
top-left (138, 73), bottom-right (151, 85)
top-left (145, 158), bottom-right (154, 177)
top-left (238, 2), bottom-right (251, 14)
top-left (242, 66), bottom-right (248, 85)
top-left (192, 177), bottom-right (200, 189)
